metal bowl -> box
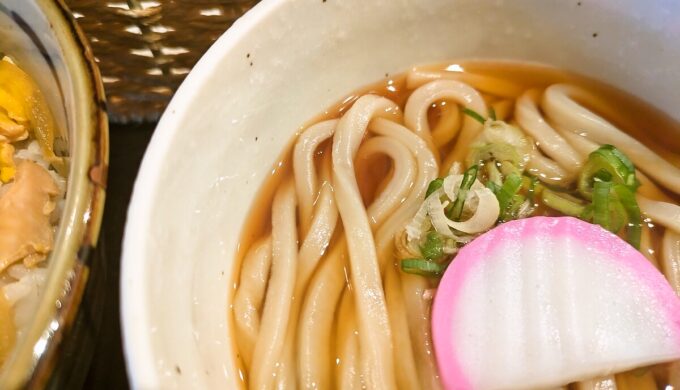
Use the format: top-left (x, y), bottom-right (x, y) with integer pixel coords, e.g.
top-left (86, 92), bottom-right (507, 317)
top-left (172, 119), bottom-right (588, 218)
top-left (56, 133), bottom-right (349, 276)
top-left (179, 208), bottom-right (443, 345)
top-left (0, 0), bottom-right (107, 388)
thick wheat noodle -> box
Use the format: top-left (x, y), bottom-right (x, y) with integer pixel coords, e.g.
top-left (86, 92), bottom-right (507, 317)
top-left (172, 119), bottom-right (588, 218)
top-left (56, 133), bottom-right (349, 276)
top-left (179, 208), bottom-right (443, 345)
top-left (295, 182), bottom-right (338, 286)
top-left (526, 149), bottom-right (573, 185)
top-left (639, 226), bottom-right (660, 269)
top-left (297, 133), bottom-right (419, 387)
top-left (515, 89), bottom-right (582, 171)
top-left (354, 132), bottom-right (426, 387)
top-left (369, 118), bottom-right (441, 387)
top-left (358, 118), bottom-right (438, 388)
top-left (554, 126), bottom-right (599, 159)
top-left (404, 79), bottom-right (486, 167)
top-left (370, 118), bottom-right (438, 266)
top-left (384, 263), bottom-right (421, 389)
top-left (430, 102), bottom-right (461, 148)
top-left (336, 291), bottom-right (362, 389)
top-left (400, 273), bottom-right (441, 390)
top-left (662, 230), bottom-right (680, 296)
top-left (233, 237), bottom-right (272, 369)
top-left (356, 136), bottom-right (417, 227)
top-left (249, 180), bottom-right (298, 390)
top-left (293, 119), bottom-right (338, 234)
top-left (406, 69), bottom-right (524, 98)
top-left (343, 133), bottom-right (422, 386)
top-left (296, 157), bottom-right (408, 387)
top-left (297, 239), bottom-right (347, 389)
top-left (276, 159), bottom-right (340, 387)
top-left (637, 171), bottom-right (676, 204)
top-left (637, 195), bottom-right (680, 234)
top-left (332, 94), bottom-right (399, 389)
top-left (291, 132), bottom-right (413, 387)
top-left (542, 84), bottom-right (680, 195)
top-left (296, 152), bottom-right (339, 291)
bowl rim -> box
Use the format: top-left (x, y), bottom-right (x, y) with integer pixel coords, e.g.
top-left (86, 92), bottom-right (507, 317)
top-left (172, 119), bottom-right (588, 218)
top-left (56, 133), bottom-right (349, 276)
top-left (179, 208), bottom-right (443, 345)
top-left (0, 0), bottom-right (108, 388)
top-left (119, 0), bottom-right (284, 387)
top-left (118, 0), bottom-right (680, 387)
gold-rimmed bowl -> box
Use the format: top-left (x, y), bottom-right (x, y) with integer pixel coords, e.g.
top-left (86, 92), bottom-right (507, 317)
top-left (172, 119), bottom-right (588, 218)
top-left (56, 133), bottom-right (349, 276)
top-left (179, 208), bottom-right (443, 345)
top-left (0, 0), bottom-right (107, 388)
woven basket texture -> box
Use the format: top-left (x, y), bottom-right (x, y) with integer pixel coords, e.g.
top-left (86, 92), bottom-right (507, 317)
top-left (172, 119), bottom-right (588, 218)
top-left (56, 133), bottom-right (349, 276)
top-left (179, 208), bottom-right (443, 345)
top-left (66, 0), bottom-right (258, 123)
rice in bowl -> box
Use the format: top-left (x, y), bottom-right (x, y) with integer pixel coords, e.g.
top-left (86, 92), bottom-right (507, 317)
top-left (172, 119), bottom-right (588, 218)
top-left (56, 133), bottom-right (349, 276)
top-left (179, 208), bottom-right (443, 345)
top-left (0, 55), bottom-right (67, 365)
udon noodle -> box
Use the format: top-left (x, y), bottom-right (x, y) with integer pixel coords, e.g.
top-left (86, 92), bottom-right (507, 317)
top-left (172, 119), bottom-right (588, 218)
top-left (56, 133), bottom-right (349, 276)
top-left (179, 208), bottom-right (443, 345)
top-left (231, 62), bottom-right (680, 389)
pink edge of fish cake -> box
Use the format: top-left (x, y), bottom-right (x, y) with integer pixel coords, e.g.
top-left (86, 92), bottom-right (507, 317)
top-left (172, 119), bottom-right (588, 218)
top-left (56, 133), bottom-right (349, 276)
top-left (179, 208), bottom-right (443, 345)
top-left (431, 216), bottom-right (680, 390)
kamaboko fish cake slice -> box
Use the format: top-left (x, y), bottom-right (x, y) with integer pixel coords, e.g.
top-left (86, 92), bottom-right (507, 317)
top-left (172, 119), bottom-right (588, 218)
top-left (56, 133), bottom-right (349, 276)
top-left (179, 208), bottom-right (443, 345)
top-left (432, 216), bottom-right (680, 390)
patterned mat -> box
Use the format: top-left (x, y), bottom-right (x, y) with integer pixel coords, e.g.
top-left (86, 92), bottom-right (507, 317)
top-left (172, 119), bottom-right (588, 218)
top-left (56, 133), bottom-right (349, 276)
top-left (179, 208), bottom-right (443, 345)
top-left (66, 0), bottom-right (258, 123)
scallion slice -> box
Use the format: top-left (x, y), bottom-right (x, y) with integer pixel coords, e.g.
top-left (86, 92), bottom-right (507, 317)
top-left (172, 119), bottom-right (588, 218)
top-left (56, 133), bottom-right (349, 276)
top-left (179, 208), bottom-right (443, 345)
top-left (400, 258), bottom-right (446, 277)
top-left (525, 176), bottom-right (540, 204)
top-left (468, 143), bottom-right (522, 169)
top-left (592, 180), bottom-right (614, 232)
top-left (450, 165), bottom-right (479, 220)
top-left (462, 107), bottom-right (486, 124)
top-left (426, 178), bottom-right (444, 198)
top-left (489, 107), bottom-right (497, 121)
top-left (496, 173), bottom-right (523, 220)
top-left (608, 198), bottom-right (627, 234)
top-left (419, 231), bottom-right (445, 261)
top-left (613, 184), bottom-right (642, 249)
top-left (541, 188), bottom-right (587, 217)
top-left (578, 145), bottom-right (639, 199)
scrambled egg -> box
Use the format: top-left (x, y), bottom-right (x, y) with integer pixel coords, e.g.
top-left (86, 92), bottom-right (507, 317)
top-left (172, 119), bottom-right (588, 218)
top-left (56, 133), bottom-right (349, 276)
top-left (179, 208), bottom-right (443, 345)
top-left (0, 57), bottom-right (63, 365)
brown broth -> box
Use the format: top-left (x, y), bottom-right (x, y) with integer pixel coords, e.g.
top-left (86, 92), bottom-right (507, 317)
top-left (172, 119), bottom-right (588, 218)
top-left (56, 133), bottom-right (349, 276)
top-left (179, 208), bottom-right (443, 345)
top-left (229, 61), bottom-right (680, 388)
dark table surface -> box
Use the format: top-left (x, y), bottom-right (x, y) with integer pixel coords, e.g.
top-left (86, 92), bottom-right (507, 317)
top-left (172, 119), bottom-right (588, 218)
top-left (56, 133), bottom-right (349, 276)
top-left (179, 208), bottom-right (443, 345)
top-left (82, 123), bottom-right (154, 390)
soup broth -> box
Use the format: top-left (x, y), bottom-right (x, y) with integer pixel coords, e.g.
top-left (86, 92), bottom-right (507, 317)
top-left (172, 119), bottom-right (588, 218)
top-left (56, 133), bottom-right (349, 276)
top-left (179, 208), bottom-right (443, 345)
top-left (230, 61), bottom-right (680, 389)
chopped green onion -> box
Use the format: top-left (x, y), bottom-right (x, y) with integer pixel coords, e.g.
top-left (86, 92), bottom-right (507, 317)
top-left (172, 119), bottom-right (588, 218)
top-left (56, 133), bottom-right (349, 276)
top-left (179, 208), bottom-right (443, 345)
top-left (400, 258), bottom-right (446, 277)
top-left (488, 107), bottom-right (497, 121)
top-left (594, 168), bottom-right (613, 182)
top-left (579, 204), bottom-right (594, 221)
top-left (608, 198), bottom-right (627, 234)
top-left (467, 143), bottom-right (522, 169)
top-left (613, 184), bottom-right (642, 249)
top-left (578, 145), bottom-right (639, 199)
top-left (506, 194), bottom-right (526, 218)
top-left (462, 107), bottom-right (486, 124)
top-left (608, 145), bottom-right (636, 175)
top-left (450, 165), bottom-right (479, 220)
top-left (419, 231), bottom-right (445, 261)
top-left (496, 173), bottom-right (523, 220)
top-left (499, 160), bottom-right (521, 177)
top-left (541, 188), bottom-right (586, 217)
top-left (426, 178), bottom-right (444, 198)
top-left (525, 176), bottom-right (540, 204)
top-left (485, 162), bottom-right (503, 186)
top-left (592, 180), bottom-right (614, 232)
top-left (486, 181), bottom-right (500, 193)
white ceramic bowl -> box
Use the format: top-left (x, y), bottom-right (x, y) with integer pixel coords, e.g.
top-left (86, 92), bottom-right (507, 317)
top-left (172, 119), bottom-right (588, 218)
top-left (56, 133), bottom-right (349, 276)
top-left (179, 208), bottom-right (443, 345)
top-left (121, 0), bottom-right (680, 388)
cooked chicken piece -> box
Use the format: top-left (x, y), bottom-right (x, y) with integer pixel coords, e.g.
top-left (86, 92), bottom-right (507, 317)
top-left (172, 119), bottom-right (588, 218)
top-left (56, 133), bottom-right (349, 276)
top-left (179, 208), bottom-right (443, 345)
top-left (0, 161), bottom-right (58, 272)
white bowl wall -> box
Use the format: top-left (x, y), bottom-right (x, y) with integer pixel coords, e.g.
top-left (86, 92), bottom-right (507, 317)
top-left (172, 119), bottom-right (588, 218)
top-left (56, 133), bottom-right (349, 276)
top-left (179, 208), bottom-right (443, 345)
top-left (121, 0), bottom-right (680, 388)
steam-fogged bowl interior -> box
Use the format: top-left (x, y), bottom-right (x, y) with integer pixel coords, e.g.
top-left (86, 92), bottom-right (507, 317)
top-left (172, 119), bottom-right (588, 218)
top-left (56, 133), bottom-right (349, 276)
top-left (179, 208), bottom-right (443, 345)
top-left (121, 0), bottom-right (680, 388)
